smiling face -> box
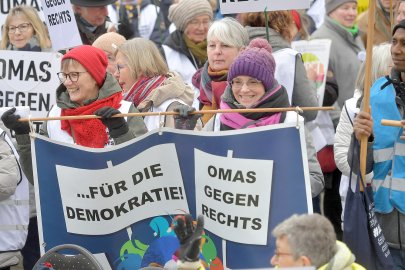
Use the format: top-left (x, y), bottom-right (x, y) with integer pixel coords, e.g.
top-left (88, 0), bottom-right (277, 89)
top-left (329, 2), bottom-right (357, 28)
top-left (61, 61), bottom-right (99, 106)
top-left (8, 14), bottom-right (34, 49)
top-left (231, 75), bottom-right (265, 108)
top-left (184, 14), bottom-right (211, 43)
top-left (114, 51), bottom-right (137, 93)
top-left (207, 37), bottom-right (242, 71)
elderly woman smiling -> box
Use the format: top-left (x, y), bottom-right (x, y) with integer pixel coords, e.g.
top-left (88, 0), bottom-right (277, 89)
top-left (162, 0), bottom-right (213, 108)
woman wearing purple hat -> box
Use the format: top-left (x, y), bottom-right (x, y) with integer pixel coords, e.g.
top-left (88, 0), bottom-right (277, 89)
top-left (203, 38), bottom-right (324, 199)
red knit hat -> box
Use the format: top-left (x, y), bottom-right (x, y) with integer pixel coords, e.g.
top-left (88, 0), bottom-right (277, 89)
top-left (62, 45), bottom-right (108, 86)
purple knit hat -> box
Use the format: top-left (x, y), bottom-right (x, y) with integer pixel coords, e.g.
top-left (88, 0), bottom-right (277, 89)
top-left (228, 38), bottom-right (277, 91)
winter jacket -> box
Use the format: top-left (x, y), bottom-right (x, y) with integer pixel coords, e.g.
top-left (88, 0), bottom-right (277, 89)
top-left (318, 241), bottom-right (365, 270)
top-left (357, 5), bottom-right (391, 46)
top-left (0, 129), bottom-right (29, 268)
top-left (15, 73), bottom-right (148, 185)
top-left (311, 17), bottom-right (364, 108)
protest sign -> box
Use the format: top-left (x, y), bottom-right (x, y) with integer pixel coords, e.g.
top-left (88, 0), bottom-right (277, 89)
top-left (40, 0), bottom-right (82, 50)
top-left (32, 123), bottom-right (312, 269)
top-left (0, 50), bottom-right (60, 132)
top-left (291, 39), bottom-right (334, 152)
top-left (220, 0), bottom-right (310, 15)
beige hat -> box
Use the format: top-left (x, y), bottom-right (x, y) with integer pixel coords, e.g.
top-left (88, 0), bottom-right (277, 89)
top-left (325, 0), bottom-right (358, 14)
top-left (92, 32), bottom-right (126, 55)
top-left (168, 0), bottom-right (213, 32)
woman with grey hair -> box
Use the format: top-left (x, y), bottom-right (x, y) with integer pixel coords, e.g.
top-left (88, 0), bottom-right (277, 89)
top-left (271, 213), bottom-right (364, 269)
top-left (192, 17), bottom-right (249, 124)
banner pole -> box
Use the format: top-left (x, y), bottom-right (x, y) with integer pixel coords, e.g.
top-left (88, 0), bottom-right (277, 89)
top-left (18, 106), bottom-right (334, 122)
top-left (359, 0), bottom-right (376, 191)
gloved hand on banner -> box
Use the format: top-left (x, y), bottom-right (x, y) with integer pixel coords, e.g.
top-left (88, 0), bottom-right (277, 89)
top-left (173, 105), bottom-right (202, 130)
top-left (174, 214), bottom-right (204, 268)
top-left (95, 107), bottom-right (128, 138)
top-left (1, 107), bottom-right (30, 135)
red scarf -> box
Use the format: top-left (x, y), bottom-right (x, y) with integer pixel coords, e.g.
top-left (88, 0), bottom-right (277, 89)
top-left (124, 75), bottom-right (166, 106)
top-left (61, 92), bottom-right (123, 148)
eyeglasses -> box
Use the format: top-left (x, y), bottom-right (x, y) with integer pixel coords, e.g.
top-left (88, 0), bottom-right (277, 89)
top-left (115, 63), bottom-right (127, 74)
top-left (8, 23), bottom-right (32, 34)
top-left (231, 79), bottom-right (263, 90)
top-left (188, 19), bottom-right (211, 28)
top-left (57, 71), bottom-right (87, 83)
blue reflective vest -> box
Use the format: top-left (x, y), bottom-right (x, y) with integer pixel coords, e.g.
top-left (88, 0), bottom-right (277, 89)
top-left (370, 76), bottom-right (405, 214)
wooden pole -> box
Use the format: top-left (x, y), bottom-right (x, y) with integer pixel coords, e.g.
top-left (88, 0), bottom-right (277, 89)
top-left (381, 119), bottom-right (403, 127)
top-left (18, 106), bottom-right (334, 122)
top-left (360, 0), bottom-right (376, 191)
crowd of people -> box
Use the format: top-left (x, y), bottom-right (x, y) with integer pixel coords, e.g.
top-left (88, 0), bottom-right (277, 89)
top-left (1, 0), bottom-right (405, 269)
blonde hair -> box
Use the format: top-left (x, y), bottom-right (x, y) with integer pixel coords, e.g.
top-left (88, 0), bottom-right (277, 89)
top-left (0, 5), bottom-right (51, 50)
top-left (115, 38), bottom-right (169, 80)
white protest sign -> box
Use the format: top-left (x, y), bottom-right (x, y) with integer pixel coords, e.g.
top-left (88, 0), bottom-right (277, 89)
top-left (291, 39), bottom-right (334, 151)
top-left (195, 149), bottom-right (273, 245)
top-left (0, 50), bottom-right (60, 131)
top-left (0, 1), bottom-right (44, 29)
top-left (40, 0), bottom-right (82, 50)
top-left (220, 0), bottom-right (310, 15)
top-left (56, 143), bottom-right (189, 235)
top-left (291, 39), bottom-right (331, 107)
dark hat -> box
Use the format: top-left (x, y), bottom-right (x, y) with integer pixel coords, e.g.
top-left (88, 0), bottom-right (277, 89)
top-left (70, 0), bottom-right (116, 7)
top-left (393, 19), bottom-right (405, 35)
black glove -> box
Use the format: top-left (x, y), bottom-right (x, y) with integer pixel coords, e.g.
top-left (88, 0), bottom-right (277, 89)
top-left (1, 108), bottom-right (30, 135)
top-left (173, 105), bottom-right (201, 130)
top-left (95, 107), bottom-right (128, 138)
top-left (174, 214), bottom-right (204, 262)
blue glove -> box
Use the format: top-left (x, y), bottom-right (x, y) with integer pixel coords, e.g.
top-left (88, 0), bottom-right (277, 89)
top-left (95, 107), bottom-right (128, 138)
top-left (173, 105), bottom-right (201, 130)
top-left (1, 108), bottom-right (30, 135)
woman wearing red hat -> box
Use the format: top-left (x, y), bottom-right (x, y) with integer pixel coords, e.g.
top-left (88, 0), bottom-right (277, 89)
top-left (1, 45), bottom-right (148, 180)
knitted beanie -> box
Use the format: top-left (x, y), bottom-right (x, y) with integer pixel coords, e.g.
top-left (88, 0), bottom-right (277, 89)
top-left (325, 0), bottom-right (358, 14)
top-left (168, 0), bottom-right (213, 32)
top-left (93, 32), bottom-right (126, 55)
top-left (228, 38), bottom-right (276, 91)
top-left (62, 45), bottom-right (108, 87)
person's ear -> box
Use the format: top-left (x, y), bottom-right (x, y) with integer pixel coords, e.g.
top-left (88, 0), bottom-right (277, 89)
top-left (298, 255), bottom-right (312, 266)
top-left (238, 46), bottom-right (246, 53)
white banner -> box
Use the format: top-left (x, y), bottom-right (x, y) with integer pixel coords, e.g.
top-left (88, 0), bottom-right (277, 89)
top-left (220, 0), bottom-right (310, 15)
top-left (40, 0), bottom-right (82, 50)
top-left (0, 50), bottom-right (60, 131)
top-left (57, 144), bottom-right (189, 235)
top-left (195, 149), bottom-right (273, 245)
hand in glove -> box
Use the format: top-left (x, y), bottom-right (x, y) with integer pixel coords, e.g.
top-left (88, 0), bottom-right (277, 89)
top-left (1, 108), bottom-right (30, 135)
top-left (94, 107), bottom-right (128, 138)
top-left (173, 105), bottom-right (201, 130)
top-left (174, 214), bottom-right (204, 263)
